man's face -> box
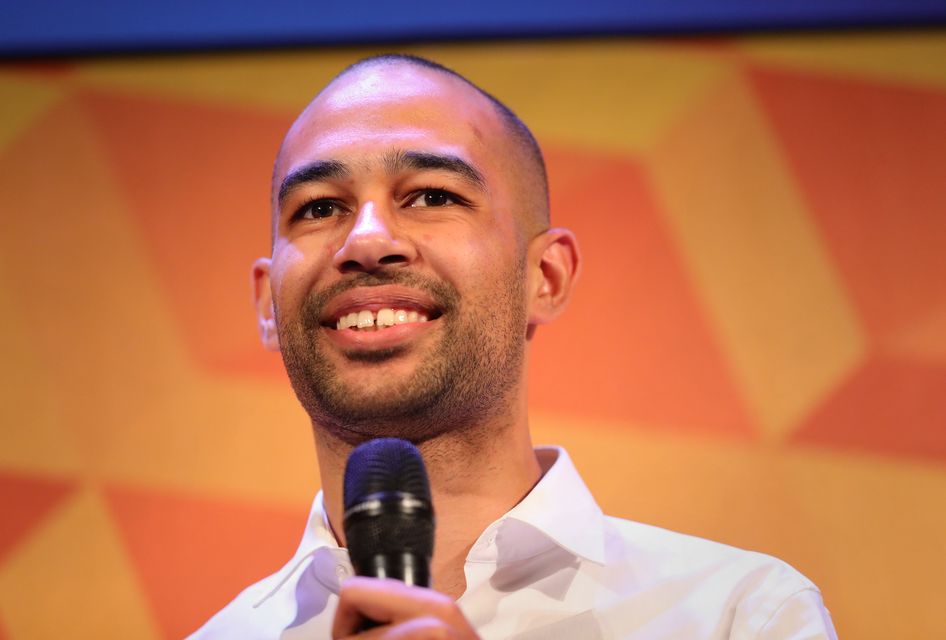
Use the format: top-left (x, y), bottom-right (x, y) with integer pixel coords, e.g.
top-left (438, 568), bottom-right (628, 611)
top-left (259, 64), bottom-right (535, 443)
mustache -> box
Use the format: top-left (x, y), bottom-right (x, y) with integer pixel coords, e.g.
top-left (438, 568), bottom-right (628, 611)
top-left (298, 270), bottom-right (460, 330)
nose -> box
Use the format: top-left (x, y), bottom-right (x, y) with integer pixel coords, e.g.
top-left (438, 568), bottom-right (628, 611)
top-left (333, 201), bottom-right (416, 273)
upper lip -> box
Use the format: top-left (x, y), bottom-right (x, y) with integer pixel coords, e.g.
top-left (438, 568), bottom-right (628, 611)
top-left (319, 286), bottom-right (443, 326)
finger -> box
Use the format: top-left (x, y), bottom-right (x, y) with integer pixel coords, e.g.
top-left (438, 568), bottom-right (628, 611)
top-left (332, 578), bottom-right (454, 638)
top-left (334, 622), bottom-right (390, 640)
top-left (333, 619), bottom-right (389, 640)
top-left (337, 618), bottom-right (447, 640)
top-left (380, 616), bottom-right (452, 639)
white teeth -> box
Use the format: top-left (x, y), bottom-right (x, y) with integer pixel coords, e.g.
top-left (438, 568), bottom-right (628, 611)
top-left (356, 310), bottom-right (374, 328)
top-left (336, 308), bottom-right (432, 329)
top-left (337, 312), bottom-right (357, 330)
top-left (376, 308), bottom-right (395, 327)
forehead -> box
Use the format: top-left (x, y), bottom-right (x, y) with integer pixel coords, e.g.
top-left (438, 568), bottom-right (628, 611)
top-left (275, 64), bottom-right (506, 181)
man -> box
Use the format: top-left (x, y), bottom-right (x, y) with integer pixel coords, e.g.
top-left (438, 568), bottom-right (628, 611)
top-left (192, 54), bottom-right (837, 639)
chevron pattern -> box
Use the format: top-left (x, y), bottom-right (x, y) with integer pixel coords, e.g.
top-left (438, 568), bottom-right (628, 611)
top-left (1, 33), bottom-right (944, 638)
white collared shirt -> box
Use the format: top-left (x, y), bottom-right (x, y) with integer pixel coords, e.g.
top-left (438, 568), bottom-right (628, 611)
top-left (190, 447), bottom-right (837, 639)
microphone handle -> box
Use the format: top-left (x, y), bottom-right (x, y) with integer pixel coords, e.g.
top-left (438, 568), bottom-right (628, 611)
top-left (355, 551), bottom-right (430, 586)
top-left (352, 551), bottom-right (430, 631)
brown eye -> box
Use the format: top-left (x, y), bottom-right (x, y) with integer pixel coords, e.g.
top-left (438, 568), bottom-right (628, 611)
top-left (297, 200), bottom-right (338, 219)
top-left (423, 191), bottom-right (450, 206)
top-left (408, 189), bottom-right (457, 208)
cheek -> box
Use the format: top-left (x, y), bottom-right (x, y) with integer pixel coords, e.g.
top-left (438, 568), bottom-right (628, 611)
top-left (427, 234), bottom-right (520, 298)
top-left (270, 239), bottom-right (334, 306)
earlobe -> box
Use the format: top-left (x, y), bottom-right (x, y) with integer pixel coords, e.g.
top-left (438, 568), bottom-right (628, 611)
top-left (527, 228), bottom-right (581, 326)
top-left (252, 257), bottom-right (280, 352)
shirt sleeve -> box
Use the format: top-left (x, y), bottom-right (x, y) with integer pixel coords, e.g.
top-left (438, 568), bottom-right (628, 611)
top-left (757, 588), bottom-right (838, 640)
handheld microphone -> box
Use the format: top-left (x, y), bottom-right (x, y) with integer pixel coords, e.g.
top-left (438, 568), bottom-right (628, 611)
top-left (343, 438), bottom-right (435, 588)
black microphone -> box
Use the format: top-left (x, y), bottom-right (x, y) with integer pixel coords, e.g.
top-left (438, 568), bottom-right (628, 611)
top-left (343, 438), bottom-right (435, 588)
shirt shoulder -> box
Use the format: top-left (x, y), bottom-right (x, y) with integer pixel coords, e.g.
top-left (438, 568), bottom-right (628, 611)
top-left (186, 564), bottom-right (297, 640)
top-left (598, 516), bottom-right (836, 639)
top-left (186, 492), bottom-right (344, 639)
top-left (602, 515), bottom-right (811, 582)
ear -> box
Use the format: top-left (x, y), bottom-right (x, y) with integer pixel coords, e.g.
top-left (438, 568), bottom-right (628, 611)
top-left (252, 257), bottom-right (280, 352)
top-left (526, 228), bottom-right (581, 326)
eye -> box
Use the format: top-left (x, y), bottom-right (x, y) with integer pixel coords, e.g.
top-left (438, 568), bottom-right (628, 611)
top-left (407, 189), bottom-right (460, 208)
top-left (293, 199), bottom-right (343, 220)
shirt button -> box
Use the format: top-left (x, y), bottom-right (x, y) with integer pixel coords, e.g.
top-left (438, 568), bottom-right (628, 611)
top-left (336, 565), bottom-right (350, 579)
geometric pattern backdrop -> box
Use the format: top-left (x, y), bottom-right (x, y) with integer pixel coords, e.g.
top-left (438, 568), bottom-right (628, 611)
top-left (1, 31), bottom-right (945, 639)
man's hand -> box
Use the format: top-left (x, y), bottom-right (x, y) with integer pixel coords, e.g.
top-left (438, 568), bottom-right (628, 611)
top-left (332, 577), bottom-right (481, 639)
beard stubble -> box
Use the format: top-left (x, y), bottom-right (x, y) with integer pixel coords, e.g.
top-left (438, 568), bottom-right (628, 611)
top-left (277, 264), bottom-right (527, 445)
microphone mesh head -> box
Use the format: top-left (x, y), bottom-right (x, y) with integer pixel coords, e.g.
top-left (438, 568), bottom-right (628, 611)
top-left (344, 438), bottom-right (431, 510)
top-left (343, 438), bottom-right (434, 564)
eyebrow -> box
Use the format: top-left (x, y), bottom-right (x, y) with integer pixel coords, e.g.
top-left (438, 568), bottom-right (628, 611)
top-left (277, 151), bottom-right (487, 205)
top-left (277, 159), bottom-right (350, 203)
top-left (386, 150), bottom-right (487, 191)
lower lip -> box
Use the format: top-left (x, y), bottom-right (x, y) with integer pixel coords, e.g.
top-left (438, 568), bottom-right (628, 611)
top-left (323, 320), bottom-right (438, 351)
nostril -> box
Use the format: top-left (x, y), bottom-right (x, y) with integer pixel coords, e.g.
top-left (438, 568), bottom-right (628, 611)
top-left (339, 260), bottom-right (363, 272)
top-left (338, 254), bottom-right (406, 272)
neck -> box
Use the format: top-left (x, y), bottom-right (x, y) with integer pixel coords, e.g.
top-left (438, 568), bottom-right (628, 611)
top-left (313, 402), bottom-right (541, 599)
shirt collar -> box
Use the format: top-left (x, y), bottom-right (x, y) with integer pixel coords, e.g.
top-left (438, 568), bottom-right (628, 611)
top-left (255, 446), bottom-right (605, 606)
top-left (253, 491), bottom-right (346, 608)
top-left (297, 490), bottom-right (340, 554)
top-left (487, 446), bottom-right (606, 566)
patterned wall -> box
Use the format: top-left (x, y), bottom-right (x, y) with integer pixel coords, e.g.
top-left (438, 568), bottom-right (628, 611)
top-left (1, 32), bottom-right (944, 639)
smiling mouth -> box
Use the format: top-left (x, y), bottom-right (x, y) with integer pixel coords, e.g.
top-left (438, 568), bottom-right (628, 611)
top-left (333, 307), bottom-right (441, 331)
top-left (316, 281), bottom-right (449, 336)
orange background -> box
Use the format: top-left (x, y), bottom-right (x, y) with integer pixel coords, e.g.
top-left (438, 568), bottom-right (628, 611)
top-left (2, 32), bottom-right (945, 638)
